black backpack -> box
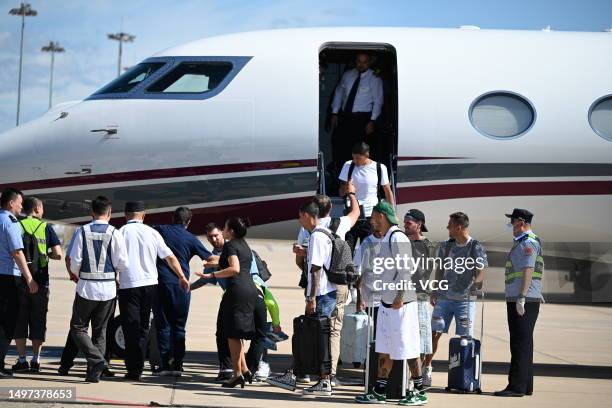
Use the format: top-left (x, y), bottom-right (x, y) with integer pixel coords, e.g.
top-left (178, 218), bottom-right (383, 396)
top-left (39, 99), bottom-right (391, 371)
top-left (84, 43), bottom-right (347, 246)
top-left (313, 228), bottom-right (357, 285)
top-left (20, 220), bottom-right (44, 276)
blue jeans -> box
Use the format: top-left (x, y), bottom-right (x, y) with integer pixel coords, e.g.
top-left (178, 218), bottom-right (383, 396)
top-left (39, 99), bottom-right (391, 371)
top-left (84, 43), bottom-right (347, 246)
top-left (431, 298), bottom-right (475, 337)
top-left (316, 291), bottom-right (337, 318)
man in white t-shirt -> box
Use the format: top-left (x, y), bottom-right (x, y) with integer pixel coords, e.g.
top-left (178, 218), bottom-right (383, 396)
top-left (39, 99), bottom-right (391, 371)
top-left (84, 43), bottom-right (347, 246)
top-left (293, 190), bottom-right (359, 385)
top-left (118, 201), bottom-right (189, 381)
top-left (268, 201), bottom-right (337, 396)
top-left (355, 201), bottom-right (424, 405)
top-left (338, 142), bottom-right (394, 254)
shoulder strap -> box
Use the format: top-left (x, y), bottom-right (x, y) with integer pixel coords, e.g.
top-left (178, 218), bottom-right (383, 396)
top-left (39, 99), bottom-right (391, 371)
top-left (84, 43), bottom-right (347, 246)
top-left (388, 229), bottom-right (407, 252)
top-left (330, 217), bottom-right (341, 234)
top-left (443, 239), bottom-right (455, 260)
top-left (313, 228), bottom-right (334, 242)
top-left (376, 161), bottom-right (382, 187)
top-left (348, 162), bottom-right (355, 181)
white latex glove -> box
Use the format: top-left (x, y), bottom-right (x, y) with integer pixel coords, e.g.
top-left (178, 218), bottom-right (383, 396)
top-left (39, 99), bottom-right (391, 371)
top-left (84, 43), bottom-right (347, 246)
top-left (516, 296), bottom-right (526, 316)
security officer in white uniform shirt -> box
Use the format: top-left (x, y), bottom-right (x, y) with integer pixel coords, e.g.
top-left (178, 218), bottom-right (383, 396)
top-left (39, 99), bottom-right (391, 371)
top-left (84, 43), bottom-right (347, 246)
top-left (330, 52), bottom-right (384, 173)
top-left (68, 196), bottom-right (128, 383)
top-left (118, 201), bottom-right (189, 381)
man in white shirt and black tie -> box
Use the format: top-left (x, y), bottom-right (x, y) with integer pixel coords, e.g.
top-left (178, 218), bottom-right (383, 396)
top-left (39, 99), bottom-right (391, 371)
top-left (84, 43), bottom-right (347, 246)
top-left (330, 53), bottom-right (384, 177)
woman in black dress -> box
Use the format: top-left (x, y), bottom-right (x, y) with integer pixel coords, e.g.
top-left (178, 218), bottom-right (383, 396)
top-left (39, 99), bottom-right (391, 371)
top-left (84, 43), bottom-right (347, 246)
top-left (199, 217), bottom-right (258, 388)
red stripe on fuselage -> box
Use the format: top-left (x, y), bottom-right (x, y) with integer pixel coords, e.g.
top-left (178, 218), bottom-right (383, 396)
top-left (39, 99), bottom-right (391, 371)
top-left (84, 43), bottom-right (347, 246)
top-left (396, 181), bottom-right (612, 203)
top-left (0, 159), bottom-right (318, 191)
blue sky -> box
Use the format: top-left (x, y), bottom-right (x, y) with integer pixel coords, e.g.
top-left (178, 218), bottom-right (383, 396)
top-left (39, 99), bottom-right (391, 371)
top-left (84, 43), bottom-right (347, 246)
top-left (1, 0), bottom-right (611, 133)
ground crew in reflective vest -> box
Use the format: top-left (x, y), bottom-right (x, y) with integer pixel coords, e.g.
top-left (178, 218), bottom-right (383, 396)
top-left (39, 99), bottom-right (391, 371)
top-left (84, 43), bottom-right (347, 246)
top-left (13, 197), bottom-right (62, 373)
top-left (68, 196), bottom-right (128, 383)
top-left (495, 208), bottom-right (543, 398)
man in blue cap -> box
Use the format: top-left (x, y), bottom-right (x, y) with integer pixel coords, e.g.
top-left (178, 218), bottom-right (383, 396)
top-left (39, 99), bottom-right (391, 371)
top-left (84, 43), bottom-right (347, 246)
top-left (495, 209), bottom-right (543, 397)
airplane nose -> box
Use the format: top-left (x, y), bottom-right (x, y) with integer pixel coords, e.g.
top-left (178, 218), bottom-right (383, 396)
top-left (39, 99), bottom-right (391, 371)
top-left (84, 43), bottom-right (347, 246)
top-left (0, 122), bottom-right (39, 184)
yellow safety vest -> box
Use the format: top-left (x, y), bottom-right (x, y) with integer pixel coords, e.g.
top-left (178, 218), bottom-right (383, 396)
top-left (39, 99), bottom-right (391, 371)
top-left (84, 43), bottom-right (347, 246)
top-left (505, 233), bottom-right (544, 284)
top-left (19, 217), bottom-right (48, 268)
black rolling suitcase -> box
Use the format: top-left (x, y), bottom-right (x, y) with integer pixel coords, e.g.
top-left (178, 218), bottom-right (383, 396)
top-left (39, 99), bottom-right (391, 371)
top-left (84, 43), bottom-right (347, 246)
top-left (364, 307), bottom-right (408, 400)
top-left (292, 314), bottom-right (332, 377)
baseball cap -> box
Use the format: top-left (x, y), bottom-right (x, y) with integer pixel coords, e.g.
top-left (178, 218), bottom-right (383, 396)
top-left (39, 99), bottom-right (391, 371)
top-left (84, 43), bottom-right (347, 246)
top-left (404, 209), bottom-right (428, 232)
top-left (373, 200), bottom-right (399, 225)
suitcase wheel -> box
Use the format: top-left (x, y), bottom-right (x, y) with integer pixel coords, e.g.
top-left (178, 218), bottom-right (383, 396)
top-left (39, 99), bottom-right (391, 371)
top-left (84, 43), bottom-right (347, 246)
top-left (353, 362), bottom-right (361, 369)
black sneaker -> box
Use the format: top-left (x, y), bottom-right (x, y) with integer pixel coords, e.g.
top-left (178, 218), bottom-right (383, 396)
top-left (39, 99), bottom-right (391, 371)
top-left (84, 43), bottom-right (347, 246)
top-left (58, 361), bottom-right (74, 375)
top-left (124, 371), bottom-right (142, 381)
top-left (303, 378), bottom-right (332, 397)
top-left (12, 360), bottom-right (29, 372)
top-left (266, 370), bottom-right (297, 392)
top-left (29, 361), bottom-right (40, 372)
top-left (85, 362), bottom-right (106, 383)
top-left (101, 367), bottom-right (115, 377)
top-left (0, 367), bottom-right (13, 378)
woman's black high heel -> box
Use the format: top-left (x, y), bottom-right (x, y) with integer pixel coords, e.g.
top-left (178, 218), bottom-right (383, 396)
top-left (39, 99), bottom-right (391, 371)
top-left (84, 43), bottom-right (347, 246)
top-left (222, 375), bottom-right (245, 388)
top-left (242, 370), bottom-right (253, 384)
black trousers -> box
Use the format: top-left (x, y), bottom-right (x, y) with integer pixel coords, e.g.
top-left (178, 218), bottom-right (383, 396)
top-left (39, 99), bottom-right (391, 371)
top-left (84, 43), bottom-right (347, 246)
top-left (216, 330), bottom-right (232, 372)
top-left (0, 276), bottom-right (21, 367)
top-left (332, 112), bottom-right (373, 177)
top-left (345, 218), bottom-right (373, 256)
top-left (60, 297), bottom-right (115, 369)
top-left (153, 282), bottom-right (191, 368)
top-left (246, 294), bottom-right (268, 373)
top-left (506, 301), bottom-right (539, 394)
top-left (118, 284), bottom-right (157, 374)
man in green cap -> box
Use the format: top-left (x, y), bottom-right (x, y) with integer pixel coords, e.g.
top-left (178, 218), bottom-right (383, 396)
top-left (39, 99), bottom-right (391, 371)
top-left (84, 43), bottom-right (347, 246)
top-left (356, 201), bottom-right (426, 406)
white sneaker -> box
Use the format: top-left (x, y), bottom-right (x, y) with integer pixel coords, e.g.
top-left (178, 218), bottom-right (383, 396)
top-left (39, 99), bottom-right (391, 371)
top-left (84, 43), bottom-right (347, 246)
top-left (422, 366), bottom-right (432, 388)
top-left (255, 361), bottom-right (270, 380)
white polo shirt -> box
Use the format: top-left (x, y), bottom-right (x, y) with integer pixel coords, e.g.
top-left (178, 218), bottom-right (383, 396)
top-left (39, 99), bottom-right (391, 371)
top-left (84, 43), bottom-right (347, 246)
top-left (307, 226), bottom-right (337, 297)
top-left (119, 220), bottom-right (173, 289)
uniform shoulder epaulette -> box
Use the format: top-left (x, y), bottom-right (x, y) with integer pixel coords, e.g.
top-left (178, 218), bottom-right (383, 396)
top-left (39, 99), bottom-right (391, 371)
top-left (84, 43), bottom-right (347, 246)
top-left (9, 214), bottom-right (18, 223)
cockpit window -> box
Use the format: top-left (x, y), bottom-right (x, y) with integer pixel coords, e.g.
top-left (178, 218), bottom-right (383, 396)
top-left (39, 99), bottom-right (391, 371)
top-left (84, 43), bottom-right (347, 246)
top-left (146, 62), bottom-right (233, 93)
top-left (93, 62), bottom-right (165, 94)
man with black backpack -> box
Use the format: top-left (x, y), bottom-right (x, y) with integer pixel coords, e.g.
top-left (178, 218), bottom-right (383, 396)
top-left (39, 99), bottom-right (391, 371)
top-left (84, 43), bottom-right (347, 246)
top-left (12, 197), bottom-right (62, 373)
top-left (294, 189), bottom-right (360, 385)
top-left (268, 201), bottom-right (356, 396)
top-left (338, 142), bottom-right (394, 255)
top-left (426, 212), bottom-right (487, 386)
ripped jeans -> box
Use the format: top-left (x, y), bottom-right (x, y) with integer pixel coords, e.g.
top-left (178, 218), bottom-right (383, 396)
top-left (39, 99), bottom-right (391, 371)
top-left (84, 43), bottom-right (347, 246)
top-left (431, 299), bottom-right (475, 337)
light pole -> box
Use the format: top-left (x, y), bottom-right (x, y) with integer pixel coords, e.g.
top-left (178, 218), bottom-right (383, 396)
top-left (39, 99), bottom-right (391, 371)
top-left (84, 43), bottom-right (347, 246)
top-left (9, 2), bottom-right (37, 126)
top-left (41, 41), bottom-right (64, 109)
top-left (107, 32), bottom-right (135, 77)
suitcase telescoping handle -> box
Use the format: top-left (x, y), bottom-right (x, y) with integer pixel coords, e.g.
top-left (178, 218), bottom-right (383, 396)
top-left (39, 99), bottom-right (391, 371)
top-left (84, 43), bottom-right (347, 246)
top-left (364, 306), bottom-right (374, 392)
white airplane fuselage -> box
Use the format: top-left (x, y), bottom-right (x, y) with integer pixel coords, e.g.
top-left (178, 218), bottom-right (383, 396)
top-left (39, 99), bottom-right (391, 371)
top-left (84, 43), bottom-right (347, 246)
top-left (1, 27), bottom-right (611, 270)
